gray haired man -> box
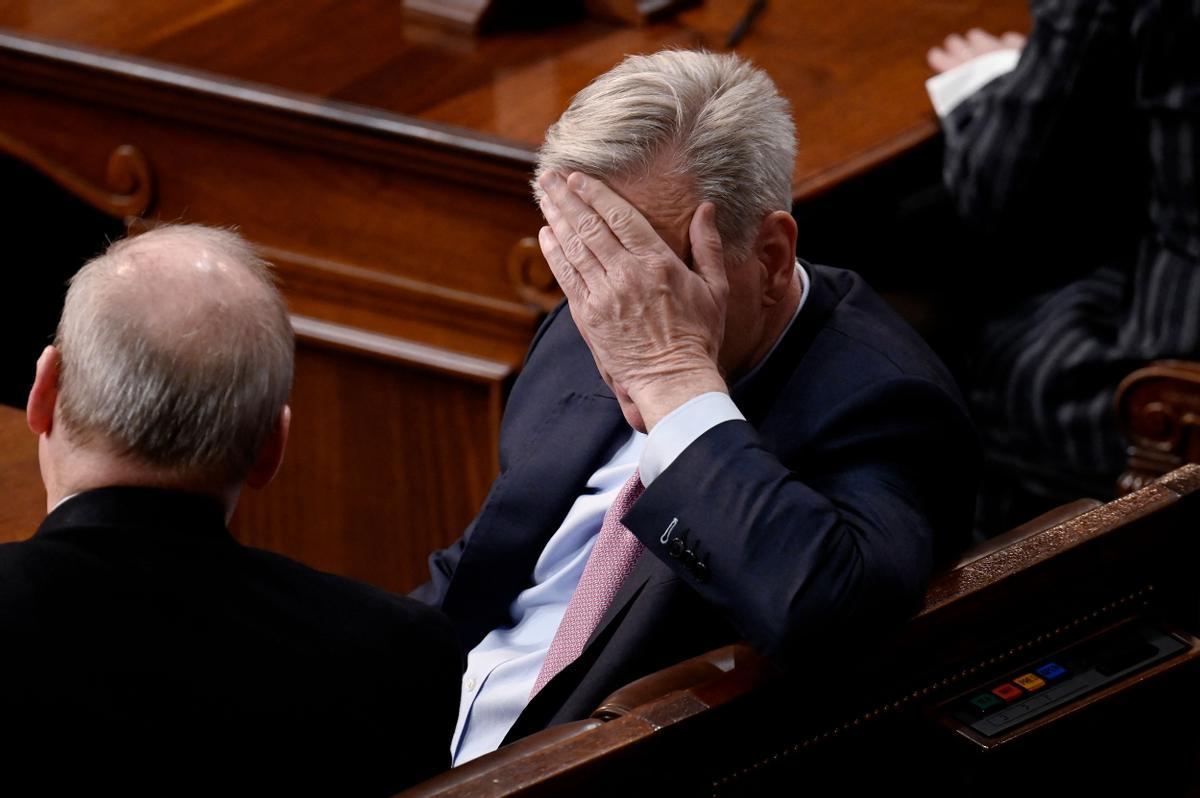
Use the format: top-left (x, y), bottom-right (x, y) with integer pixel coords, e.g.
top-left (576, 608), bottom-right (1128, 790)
top-left (415, 50), bottom-right (978, 763)
top-left (0, 225), bottom-right (460, 795)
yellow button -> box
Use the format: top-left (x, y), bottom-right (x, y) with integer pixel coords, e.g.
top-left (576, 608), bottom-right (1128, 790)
top-left (1014, 673), bottom-right (1046, 692)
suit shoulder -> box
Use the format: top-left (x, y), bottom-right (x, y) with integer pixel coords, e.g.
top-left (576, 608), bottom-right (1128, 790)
top-left (809, 264), bottom-right (963, 391)
top-left (0, 540), bottom-right (39, 621)
top-left (240, 545), bottom-right (459, 660)
top-left (0, 537), bottom-right (59, 593)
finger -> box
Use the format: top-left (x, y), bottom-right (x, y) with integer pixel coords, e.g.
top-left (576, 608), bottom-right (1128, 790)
top-left (928, 46), bottom-right (953, 72)
top-left (944, 33), bottom-right (970, 59)
top-left (567, 172), bottom-right (666, 257)
top-left (538, 225), bottom-right (590, 303)
top-left (966, 28), bottom-right (997, 51)
top-left (688, 202), bottom-right (727, 292)
top-left (539, 189), bottom-right (606, 287)
top-left (540, 171), bottom-right (628, 267)
top-left (1001, 32), bottom-right (1027, 49)
top-left (566, 299), bottom-right (599, 356)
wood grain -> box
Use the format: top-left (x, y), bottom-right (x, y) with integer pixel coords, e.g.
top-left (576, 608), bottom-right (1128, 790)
top-left (0, 0), bottom-right (1030, 201)
top-left (230, 317), bottom-right (513, 594)
top-left (0, 404), bottom-right (43, 543)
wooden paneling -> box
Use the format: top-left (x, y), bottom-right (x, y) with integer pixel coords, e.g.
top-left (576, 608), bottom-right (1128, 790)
top-left (230, 317), bottom-right (513, 594)
top-left (0, 404), bottom-right (42, 543)
top-left (0, 37), bottom-right (544, 362)
top-left (0, 329), bottom-right (511, 596)
top-left (0, 27), bottom-right (536, 579)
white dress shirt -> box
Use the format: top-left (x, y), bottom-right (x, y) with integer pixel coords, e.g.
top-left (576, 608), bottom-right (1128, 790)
top-left (925, 48), bottom-right (1021, 118)
top-left (451, 262), bottom-right (810, 765)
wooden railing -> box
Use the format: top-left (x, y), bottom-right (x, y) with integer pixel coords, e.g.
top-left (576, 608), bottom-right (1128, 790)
top-left (400, 465), bottom-right (1200, 797)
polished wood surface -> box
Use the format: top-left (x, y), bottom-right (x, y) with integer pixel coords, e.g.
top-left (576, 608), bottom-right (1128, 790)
top-left (0, 0), bottom-right (1029, 201)
top-left (0, 404), bottom-right (43, 543)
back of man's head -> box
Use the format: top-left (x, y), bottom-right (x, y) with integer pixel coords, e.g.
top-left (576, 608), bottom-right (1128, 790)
top-left (54, 224), bottom-right (293, 486)
top-left (535, 49), bottom-right (796, 257)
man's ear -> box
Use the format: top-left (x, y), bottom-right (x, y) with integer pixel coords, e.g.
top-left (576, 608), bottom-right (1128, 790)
top-left (755, 210), bottom-right (799, 305)
top-left (245, 405), bottom-right (290, 489)
top-left (27, 346), bottom-right (61, 436)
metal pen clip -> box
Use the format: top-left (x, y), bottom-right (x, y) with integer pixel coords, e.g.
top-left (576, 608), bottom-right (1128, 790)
top-left (660, 517), bottom-right (679, 545)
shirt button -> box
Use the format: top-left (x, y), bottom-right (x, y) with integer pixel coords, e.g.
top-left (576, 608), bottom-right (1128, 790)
top-left (465, 677), bottom-right (477, 692)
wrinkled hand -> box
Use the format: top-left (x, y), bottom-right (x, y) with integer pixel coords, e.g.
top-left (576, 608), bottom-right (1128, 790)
top-left (928, 28), bottom-right (1026, 73)
top-left (537, 171), bottom-right (729, 432)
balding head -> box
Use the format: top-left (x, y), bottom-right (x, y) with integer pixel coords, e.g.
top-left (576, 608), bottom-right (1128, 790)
top-left (52, 224), bottom-right (294, 486)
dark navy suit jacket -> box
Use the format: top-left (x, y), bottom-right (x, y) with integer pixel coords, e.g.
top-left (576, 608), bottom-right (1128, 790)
top-left (414, 262), bottom-right (979, 743)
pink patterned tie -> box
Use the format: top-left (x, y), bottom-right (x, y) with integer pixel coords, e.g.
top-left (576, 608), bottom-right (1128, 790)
top-left (531, 470), bottom-right (646, 697)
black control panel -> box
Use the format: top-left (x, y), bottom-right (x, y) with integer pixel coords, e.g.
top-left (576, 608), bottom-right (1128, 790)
top-left (948, 623), bottom-right (1189, 738)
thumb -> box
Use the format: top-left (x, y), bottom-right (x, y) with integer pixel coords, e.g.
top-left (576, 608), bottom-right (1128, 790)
top-left (689, 202), bottom-right (726, 290)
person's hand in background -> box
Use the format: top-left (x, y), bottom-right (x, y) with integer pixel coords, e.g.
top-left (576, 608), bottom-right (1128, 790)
top-left (928, 28), bottom-right (1026, 73)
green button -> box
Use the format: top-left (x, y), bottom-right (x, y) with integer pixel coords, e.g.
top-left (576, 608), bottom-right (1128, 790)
top-left (970, 693), bottom-right (1004, 713)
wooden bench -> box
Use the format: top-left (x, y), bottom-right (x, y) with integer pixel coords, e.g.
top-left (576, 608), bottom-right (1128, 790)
top-left (399, 465), bottom-right (1200, 796)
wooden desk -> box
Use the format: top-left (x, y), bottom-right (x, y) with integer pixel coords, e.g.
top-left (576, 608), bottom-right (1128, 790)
top-left (0, 0), bottom-right (1029, 591)
top-left (0, 1), bottom-right (1029, 203)
top-left (0, 405), bottom-right (43, 543)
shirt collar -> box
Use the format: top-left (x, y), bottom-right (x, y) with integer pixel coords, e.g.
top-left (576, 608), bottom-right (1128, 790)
top-left (37, 486), bottom-right (230, 543)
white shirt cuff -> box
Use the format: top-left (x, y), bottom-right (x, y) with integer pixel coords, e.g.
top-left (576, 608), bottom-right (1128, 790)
top-left (639, 392), bottom-right (744, 487)
top-left (925, 48), bottom-right (1021, 118)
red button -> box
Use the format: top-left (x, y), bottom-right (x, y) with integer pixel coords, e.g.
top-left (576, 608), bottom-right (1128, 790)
top-left (991, 683), bottom-right (1024, 702)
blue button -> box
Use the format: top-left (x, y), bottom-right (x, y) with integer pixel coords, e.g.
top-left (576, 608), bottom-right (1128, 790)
top-left (1036, 662), bottom-right (1067, 680)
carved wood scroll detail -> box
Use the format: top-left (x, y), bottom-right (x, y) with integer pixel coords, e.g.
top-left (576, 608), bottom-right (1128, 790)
top-left (507, 236), bottom-right (563, 314)
top-left (0, 133), bottom-right (154, 219)
top-left (1115, 360), bottom-right (1200, 495)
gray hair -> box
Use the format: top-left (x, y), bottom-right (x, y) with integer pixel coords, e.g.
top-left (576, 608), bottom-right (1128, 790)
top-left (55, 224), bottom-right (294, 484)
top-left (535, 49), bottom-right (796, 257)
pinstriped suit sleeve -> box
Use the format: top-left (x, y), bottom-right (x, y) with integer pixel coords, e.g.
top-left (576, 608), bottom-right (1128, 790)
top-left (941, 0), bottom-right (1133, 235)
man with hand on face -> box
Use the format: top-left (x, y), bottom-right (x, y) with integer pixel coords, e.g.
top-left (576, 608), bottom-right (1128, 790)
top-left (413, 50), bottom-right (979, 765)
top-left (0, 225), bottom-right (460, 795)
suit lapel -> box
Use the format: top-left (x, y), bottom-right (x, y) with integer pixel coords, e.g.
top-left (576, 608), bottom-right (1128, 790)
top-left (506, 569), bottom-right (653, 744)
top-left (443, 356), bottom-right (628, 650)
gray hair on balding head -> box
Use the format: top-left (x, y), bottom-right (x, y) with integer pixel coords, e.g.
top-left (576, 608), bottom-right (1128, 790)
top-left (535, 49), bottom-right (796, 257)
top-left (55, 224), bottom-right (294, 484)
